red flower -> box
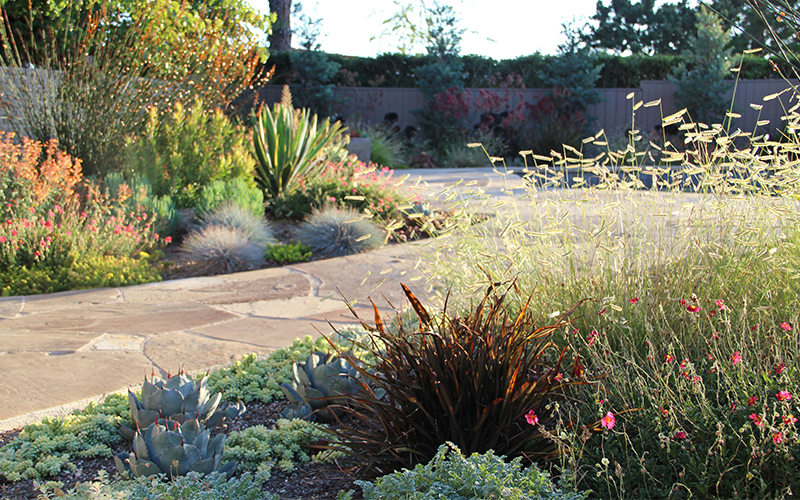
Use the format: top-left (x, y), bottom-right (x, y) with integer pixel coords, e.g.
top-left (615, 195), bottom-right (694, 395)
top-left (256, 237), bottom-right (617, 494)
top-left (674, 431), bottom-right (688, 440)
top-left (776, 363), bottom-right (786, 375)
top-left (749, 414), bottom-right (764, 427)
top-left (601, 412), bottom-right (616, 430)
top-left (731, 351), bottom-right (742, 365)
top-left (776, 390), bottom-right (792, 402)
top-left (687, 304), bottom-right (701, 313)
top-left (629, 297), bottom-right (639, 304)
top-left (748, 395), bottom-right (757, 406)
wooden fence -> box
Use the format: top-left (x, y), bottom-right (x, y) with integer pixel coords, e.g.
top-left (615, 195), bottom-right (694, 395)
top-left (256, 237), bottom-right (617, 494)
top-left (1, 75), bottom-right (797, 140)
top-left (257, 80), bottom-right (800, 138)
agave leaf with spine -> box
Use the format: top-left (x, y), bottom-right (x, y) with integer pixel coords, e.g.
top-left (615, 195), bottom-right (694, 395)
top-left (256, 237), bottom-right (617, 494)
top-left (114, 419), bottom-right (236, 479)
top-left (280, 350), bottom-right (384, 422)
top-left (120, 369), bottom-right (245, 441)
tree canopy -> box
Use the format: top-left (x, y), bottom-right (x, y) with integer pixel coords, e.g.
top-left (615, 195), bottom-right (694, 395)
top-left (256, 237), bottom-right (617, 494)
top-left (582, 0), bottom-right (800, 55)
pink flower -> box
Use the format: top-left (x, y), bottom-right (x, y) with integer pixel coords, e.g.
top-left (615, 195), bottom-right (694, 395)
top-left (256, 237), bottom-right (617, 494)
top-left (525, 409), bottom-right (539, 426)
top-left (554, 372), bottom-right (563, 382)
top-left (716, 300), bottom-right (726, 310)
top-left (773, 432), bottom-right (783, 444)
top-left (664, 354), bottom-right (674, 364)
top-left (164, 236), bottom-right (172, 244)
top-left (0, 236), bottom-right (4, 243)
top-left (782, 415), bottom-right (797, 425)
top-left (750, 414), bottom-right (765, 427)
top-left (776, 363), bottom-right (786, 375)
top-left (629, 297), bottom-right (639, 304)
top-left (674, 431), bottom-right (688, 440)
top-left (687, 304), bottom-right (701, 313)
top-left (731, 351), bottom-right (742, 365)
top-left (748, 395), bottom-right (757, 407)
top-left (587, 330), bottom-right (599, 346)
top-left (601, 412), bottom-right (616, 430)
top-left (776, 390), bottom-right (792, 402)
top-left (598, 308), bottom-right (606, 316)
top-left (10, 230), bottom-right (16, 237)
top-left (329, 196), bottom-right (336, 202)
top-left (780, 322), bottom-right (792, 331)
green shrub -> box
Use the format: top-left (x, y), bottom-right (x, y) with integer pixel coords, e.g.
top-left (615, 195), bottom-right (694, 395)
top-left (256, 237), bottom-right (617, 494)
top-left (292, 206), bottom-right (384, 258)
top-left (268, 160), bottom-right (414, 222)
top-left (0, 394), bottom-right (130, 481)
top-left (327, 284), bottom-right (584, 475)
top-left (264, 241), bottom-right (312, 265)
top-left (222, 419), bottom-right (335, 473)
top-left (356, 442), bottom-right (585, 500)
top-left (102, 172), bottom-right (178, 237)
top-left (195, 177), bottom-right (265, 219)
top-left (348, 124), bottom-right (407, 169)
top-left (37, 470), bottom-right (276, 500)
top-left (122, 98), bottom-right (257, 209)
top-left (181, 225), bottom-right (264, 275)
top-left (198, 202), bottom-right (276, 248)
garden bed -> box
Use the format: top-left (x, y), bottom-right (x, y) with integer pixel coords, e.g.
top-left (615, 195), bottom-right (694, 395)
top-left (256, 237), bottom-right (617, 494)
top-left (0, 400), bottom-right (360, 500)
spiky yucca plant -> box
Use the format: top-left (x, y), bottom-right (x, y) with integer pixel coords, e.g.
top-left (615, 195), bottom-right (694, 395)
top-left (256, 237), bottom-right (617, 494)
top-left (318, 284), bottom-right (588, 478)
top-left (199, 201), bottom-right (276, 248)
top-left (181, 226), bottom-right (264, 275)
top-left (292, 206), bottom-right (384, 258)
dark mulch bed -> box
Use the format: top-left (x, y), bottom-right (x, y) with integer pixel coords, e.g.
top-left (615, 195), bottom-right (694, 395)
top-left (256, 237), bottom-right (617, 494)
top-left (0, 400), bottom-right (363, 500)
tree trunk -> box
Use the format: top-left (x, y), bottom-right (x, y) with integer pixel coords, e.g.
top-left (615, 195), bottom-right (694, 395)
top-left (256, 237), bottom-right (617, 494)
top-left (268, 0), bottom-right (292, 51)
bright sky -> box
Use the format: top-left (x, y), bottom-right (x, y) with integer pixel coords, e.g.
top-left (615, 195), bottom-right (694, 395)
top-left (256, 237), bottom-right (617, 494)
top-left (246, 0), bottom-right (603, 59)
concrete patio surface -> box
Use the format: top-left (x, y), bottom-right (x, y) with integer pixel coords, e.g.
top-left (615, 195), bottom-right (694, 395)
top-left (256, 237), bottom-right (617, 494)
top-left (0, 168), bottom-right (502, 431)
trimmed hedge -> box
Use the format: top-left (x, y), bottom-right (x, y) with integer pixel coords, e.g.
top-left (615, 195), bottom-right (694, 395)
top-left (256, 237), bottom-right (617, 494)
top-left (260, 51), bottom-right (783, 90)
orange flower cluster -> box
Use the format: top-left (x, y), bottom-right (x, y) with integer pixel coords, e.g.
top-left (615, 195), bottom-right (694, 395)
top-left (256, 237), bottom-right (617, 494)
top-left (0, 133), bottom-right (82, 205)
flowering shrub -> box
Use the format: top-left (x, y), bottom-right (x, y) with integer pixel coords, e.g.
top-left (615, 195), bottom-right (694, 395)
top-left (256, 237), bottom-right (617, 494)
top-left (553, 294), bottom-right (800, 499)
top-left (267, 160), bottom-right (415, 222)
top-left (0, 202), bottom-right (158, 271)
top-left (0, 139), bottom-right (165, 295)
top-left (0, 133), bottom-right (82, 218)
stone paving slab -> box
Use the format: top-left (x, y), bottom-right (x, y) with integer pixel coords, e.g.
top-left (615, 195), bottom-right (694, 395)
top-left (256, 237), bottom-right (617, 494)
top-left (0, 351), bottom-right (154, 420)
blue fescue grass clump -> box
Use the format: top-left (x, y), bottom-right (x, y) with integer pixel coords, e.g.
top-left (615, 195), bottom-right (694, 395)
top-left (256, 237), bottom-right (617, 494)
top-left (292, 205), bottom-right (384, 258)
top-left (181, 225), bottom-right (264, 275)
top-left (199, 201), bottom-right (276, 248)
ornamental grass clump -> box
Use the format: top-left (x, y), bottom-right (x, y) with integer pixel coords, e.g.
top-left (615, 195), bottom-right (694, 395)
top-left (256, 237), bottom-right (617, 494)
top-left (181, 225), bottom-right (264, 275)
top-left (415, 52), bottom-right (800, 497)
top-left (322, 284), bottom-right (587, 477)
top-left (292, 205), bottom-right (384, 258)
top-left (199, 201), bottom-right (276, 248)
